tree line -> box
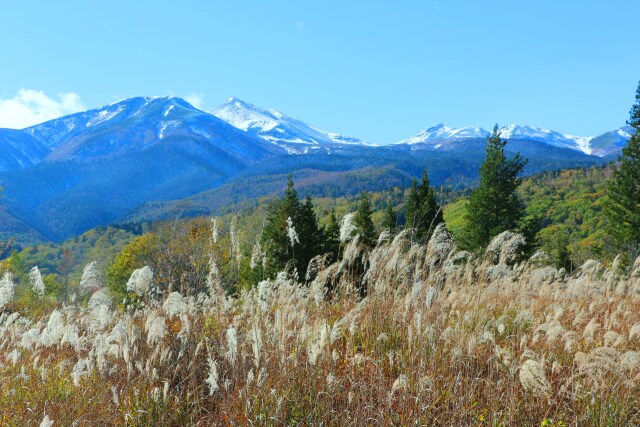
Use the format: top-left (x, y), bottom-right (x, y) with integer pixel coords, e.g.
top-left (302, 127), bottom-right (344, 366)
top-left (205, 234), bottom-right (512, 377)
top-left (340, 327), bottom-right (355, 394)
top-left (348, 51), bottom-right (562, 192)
top-left (259, 127), bottom-right (530, 279)
top-left (260, 81), bottom-right (640, 278)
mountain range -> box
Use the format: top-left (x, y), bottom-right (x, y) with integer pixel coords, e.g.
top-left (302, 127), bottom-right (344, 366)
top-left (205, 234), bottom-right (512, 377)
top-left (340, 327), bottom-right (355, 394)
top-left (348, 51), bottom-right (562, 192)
top-left (0, 96), bottom-right (632, 243)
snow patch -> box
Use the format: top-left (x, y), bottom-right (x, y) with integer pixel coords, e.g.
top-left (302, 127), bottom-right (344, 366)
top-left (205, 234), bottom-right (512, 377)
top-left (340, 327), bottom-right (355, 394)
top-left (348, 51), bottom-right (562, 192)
top-left (190, 125), bottom-right (211, 139)
top-left (618, 128), bottom-right (632, 139)
top-left (86, 105), bottom-right (125, 127)
top-left (158, 121), bottom-right (180, 139)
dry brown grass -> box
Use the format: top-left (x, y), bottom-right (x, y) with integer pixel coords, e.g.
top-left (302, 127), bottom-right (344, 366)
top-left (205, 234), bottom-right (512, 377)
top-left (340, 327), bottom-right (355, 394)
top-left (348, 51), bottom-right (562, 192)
top-left (1, 226), bottom-right (640, 426)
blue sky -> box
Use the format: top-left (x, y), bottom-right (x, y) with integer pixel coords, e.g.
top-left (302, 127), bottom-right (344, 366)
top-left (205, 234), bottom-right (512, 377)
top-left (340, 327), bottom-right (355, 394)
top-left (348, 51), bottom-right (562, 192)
top-left (0, 0), bottom-right (638, 143)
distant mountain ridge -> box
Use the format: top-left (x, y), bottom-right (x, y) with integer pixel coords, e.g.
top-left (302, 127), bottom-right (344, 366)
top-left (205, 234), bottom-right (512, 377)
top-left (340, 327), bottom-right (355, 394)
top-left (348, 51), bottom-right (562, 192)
top-left (211, 97), bottom-right (371, 153)
top-left (396, 123), bottom-right (631, 156)
top-left (0, 95), bottom-right (630, 243)
top-left (0, 96), bottom-right (633, 173)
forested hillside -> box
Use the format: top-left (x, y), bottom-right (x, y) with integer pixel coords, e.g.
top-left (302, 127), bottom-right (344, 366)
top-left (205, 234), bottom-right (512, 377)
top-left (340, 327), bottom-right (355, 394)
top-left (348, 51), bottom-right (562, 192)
top-left (445, 165), bottom-right (614, 267)
top-left (2, 163), bottom-right (618, 303)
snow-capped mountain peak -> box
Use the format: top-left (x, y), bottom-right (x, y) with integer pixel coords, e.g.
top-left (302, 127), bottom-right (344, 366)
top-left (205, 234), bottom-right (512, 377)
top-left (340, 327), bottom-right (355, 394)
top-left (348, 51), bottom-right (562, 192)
top-left (498, 124), bottom-right (594, 154)
top-left (213, 97), bottom-right (282, 134)
top-left (212, 97), bottom-right (370, 152)
top-left (397, 123), bottom-right (604, 155)
top-left (397, 124), bottom-right (490, 145)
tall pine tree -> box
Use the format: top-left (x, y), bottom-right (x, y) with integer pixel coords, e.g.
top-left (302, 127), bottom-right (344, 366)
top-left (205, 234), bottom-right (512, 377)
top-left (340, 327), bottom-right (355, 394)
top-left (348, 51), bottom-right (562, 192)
top-left (354, 191), bottom-right (377, 248)
top-left (404, 169), bottom-right (444, 243)
top-left (605, 81), bottom-right (640, 260)
top-left (260, 176), bottom-right (323, 278)
top-left (381, 202), bottom-right (398, 234)
top-left (463, 124), bottom-right (527, 251)
top-left (297, 195), bottom-right (325, 267)
top-left (323, 208), bottom-right (341, 261)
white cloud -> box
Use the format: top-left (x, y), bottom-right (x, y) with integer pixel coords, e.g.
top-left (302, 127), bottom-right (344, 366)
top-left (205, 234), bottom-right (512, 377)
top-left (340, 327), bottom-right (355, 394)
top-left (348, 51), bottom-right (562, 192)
top-left (184, 93), bottom-right (205, 110)
top-left (0, 89), bottom-right (86, 129)
top-left (294, 21), bottom-right (305, 29)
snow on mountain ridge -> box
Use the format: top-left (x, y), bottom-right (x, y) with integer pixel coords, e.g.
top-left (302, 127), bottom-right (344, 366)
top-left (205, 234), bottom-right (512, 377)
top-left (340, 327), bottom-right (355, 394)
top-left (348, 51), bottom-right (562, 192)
top-left (398, 123), bottom-right (599, 155)
top-left (498, 124), bottom-right (594, 154)
top-left (398, 124), bottom-right (490, 145)
top-left (212, 97), bottom-right (371, 150)
top-left (86, 104), bottom-right (126, 127)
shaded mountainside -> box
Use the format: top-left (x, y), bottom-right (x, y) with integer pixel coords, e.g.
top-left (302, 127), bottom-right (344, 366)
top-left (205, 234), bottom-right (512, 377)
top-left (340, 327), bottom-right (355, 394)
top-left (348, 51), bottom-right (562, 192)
top-left (0, 128), bottom-right (49, 171)
top-left (3, 165), bottom-right (621, 281)
top-left (0, 97), bottom-right (284, 241)
top-left (125, 140), bottom-right (605, 224)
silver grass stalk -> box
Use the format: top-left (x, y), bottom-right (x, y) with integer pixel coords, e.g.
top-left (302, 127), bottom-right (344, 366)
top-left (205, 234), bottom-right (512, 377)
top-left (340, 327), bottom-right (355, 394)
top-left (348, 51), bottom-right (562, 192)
top-left (250, 241), bottom-right (264, 270)
top-left (79, 261), bottom-right (102, 294)
top-left (226, 327), bottom-right (238, 365)
top-left (250, 320), bottom-right (262, 368)
top-left (146, 315), bottom-right (167, 347)
top-left (0, 272), bottom-right (16, 310)
top-left (206, 356), bottom-right (219, 395)
top-left (29, 266), bottom-right (46, 298)
top-left (519, 359), bottom-right (550, 397)
top-left (629, 322), bottom-right (640, 341)
top-left (162, 292), bottom-right (186, 318)
top-left (211, 217), bottom-right (219, 244)
top-left (391, 374), bottom-right (408, 393)
top-left (39, 309), bottom-right (65, 347)
top-left (39, 415), bottom-right (54, 427)
top-left (126, 266), bottom-right (153, 297)
top-left (339, 212), bottom-right (357, 243)
top-left (286, 216), bottom-right (299, 247)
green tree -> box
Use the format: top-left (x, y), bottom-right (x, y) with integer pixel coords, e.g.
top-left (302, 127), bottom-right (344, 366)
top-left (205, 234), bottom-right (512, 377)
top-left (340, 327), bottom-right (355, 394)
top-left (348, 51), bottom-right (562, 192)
top-left (297, 195), bottom-right (325, 267)
top-left (261, 176), bottom-right (301, 276)
top-left (404, 170), bottom-right (444, 243)
top-left (323, 208), bottom-right (341, 261)
top-left (260, 176), bottom-right (323, 278)
top-left (605, 81), bottom-right (640, 260)
top-left (463, 124), bottom-right (527, 251)
top-left (354, 191), bottom-right (377, 248)
top-left (555, 235), bottom-right (573, 272)
top-left (381, 202), bottom-right (398, 234)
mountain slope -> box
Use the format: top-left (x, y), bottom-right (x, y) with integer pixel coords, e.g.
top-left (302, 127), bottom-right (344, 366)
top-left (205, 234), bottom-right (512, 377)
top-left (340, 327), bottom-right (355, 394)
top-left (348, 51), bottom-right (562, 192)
top-left (26, 96), bottom-right (283, 162)
top-left (124, 138), bottom-right (606, 224)
top-left (0, 97), bottom-right (286, 240)
top-left (0, 128), bottom-right (49, 172)
top-left (588, 126), bottom-right (635, 157)
top-left (212, 97), bottom-right (370, 153)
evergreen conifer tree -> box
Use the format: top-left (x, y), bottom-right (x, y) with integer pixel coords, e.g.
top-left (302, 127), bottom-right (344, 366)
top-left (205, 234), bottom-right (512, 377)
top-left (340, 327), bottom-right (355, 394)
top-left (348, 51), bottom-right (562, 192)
top-left (405, 178), bottom-right (420, 231)
top-left (323, 208), bottom-right (341, 261)
top-left (260, 176), bottom-right (323, 278)
top-left (354, 191), bottom-right (377, 248)
top-left (381, 202), bottom-right (397, 234)
top-left (605, 82), bottom-right (640, 260)
top-left (404, 170), bottom-right (443, 243)
top-left (297, 195), bottom-right (324, 267)
top-left (463, 124), bottom-right (527, 251)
